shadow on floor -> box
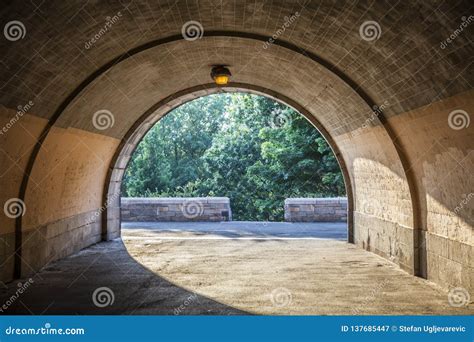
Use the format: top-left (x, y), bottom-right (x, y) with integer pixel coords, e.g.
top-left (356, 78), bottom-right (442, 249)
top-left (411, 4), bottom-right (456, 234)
top-left (0, 239), bottom-right (248, 315)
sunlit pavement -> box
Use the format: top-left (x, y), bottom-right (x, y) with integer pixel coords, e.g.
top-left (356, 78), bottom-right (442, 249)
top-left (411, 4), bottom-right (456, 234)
top-left (122, 221), bottom-right (348, 239)
top-left (1, 222), bottom-right (472, 315)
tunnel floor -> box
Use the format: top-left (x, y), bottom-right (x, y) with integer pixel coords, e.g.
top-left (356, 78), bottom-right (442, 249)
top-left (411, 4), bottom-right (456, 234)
top-left (1, 222), bottom-right (472, 315)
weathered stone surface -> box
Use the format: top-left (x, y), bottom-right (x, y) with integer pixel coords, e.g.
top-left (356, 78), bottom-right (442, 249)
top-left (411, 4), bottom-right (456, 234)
top-left (285, 198), bottom-right (348, 222)
top-left (121, 197), bottom-right (232, 222)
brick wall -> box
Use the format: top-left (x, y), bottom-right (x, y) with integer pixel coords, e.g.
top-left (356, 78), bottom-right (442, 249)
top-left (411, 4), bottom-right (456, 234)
top-left (121, 197), bottom-right (232, 222)
top-left (284, 198), bottom-right (348, 222)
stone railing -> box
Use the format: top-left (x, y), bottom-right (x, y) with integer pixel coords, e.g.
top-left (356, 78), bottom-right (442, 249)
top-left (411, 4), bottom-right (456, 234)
top-left (284, 197), bottom-right (347, 222)
top-left (121, 197), bottom-right (232, 222)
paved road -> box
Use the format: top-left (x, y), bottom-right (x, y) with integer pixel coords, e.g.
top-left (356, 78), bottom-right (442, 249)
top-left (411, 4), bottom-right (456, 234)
top-left (122, 221), bottom-right (348, 240)
top-left (3, 221), bottom-right (471, 315)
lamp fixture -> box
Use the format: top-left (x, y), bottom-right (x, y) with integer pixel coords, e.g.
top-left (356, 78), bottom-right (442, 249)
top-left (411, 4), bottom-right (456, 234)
top-left (210, 65), bottom-right (231, 85)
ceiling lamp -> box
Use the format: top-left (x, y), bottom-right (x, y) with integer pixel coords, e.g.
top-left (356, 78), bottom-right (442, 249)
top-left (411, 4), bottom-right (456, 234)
top-left (210, 65), bottom-right (231, 85)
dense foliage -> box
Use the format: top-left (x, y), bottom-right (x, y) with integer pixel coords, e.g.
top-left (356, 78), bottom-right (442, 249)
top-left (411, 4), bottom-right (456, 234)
top-left (122, 94), bottom-right (345, 221)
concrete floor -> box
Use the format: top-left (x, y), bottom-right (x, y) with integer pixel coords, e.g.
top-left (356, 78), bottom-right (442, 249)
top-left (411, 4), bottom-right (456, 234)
top-left (122, 221), bottom-right (349, 239)
top-left (1, 222), bottom-right (472, 315)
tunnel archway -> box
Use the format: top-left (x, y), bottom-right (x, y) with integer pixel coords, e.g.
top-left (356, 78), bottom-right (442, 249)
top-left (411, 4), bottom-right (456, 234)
top-left (1, 1), bottom-right (471, 297)
top-left (14, 35), bottom-right (417, 279)
top-left (103, 85), bottom-right (354, 242)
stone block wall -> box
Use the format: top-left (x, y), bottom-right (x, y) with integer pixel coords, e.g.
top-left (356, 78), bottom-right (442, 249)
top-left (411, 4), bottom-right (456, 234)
top-left (121, 197), bottom-right (232, 222)
top-left (284, 198), bottom-right (348, 222)
top-left (386, 90), bottom-right (474, 291)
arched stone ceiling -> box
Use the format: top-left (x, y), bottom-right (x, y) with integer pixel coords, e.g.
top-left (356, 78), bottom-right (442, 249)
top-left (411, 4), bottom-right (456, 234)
top-left (57, 37), bottom-right (372, 139)
top-left (1, 0), bottom-right (472, 122)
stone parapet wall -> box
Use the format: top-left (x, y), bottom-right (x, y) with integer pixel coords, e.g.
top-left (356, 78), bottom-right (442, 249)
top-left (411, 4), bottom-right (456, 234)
top-left (284, 198), bottom-right (348, 222)
top-left (121, 197), bottom-right (232, 222)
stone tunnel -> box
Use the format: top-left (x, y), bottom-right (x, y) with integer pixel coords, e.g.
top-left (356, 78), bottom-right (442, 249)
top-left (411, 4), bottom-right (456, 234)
top-left (0, 0), bottom-right (472, 304)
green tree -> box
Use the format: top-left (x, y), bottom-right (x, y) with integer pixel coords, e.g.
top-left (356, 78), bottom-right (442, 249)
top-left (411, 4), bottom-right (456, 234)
top-left (122, 95), bottom-right (230, 196)
top-left (122, 93), bottom-right (345, 220)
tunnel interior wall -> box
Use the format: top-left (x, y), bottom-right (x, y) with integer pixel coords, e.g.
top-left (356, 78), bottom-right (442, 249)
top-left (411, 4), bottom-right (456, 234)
top-left (388, 90), bottom-right (473, 292)
top-left (1, 90), bottom-right (472, 295)
top-left (336, 126), bottom-right (416, 273)
top-left (0, 0), bottom-right (471, 294)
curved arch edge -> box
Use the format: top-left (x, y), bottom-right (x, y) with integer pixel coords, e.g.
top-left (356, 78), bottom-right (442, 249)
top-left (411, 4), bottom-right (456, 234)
top-left (102, 83), bottom-right (355, 243)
